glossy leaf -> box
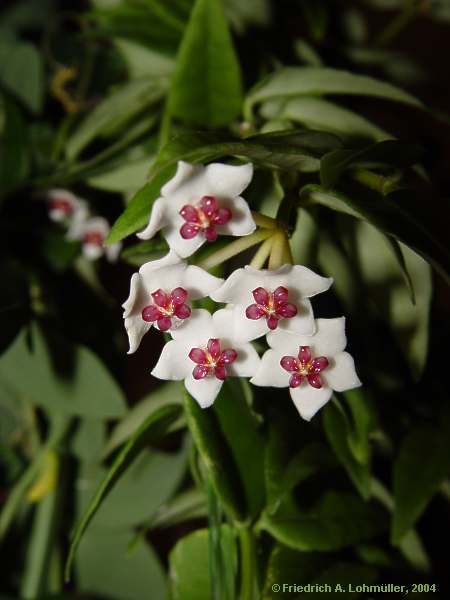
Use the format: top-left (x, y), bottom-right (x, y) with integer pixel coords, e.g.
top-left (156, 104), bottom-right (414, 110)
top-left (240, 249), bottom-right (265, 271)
top-left (0, 325), bottom-right (126, 419)
top-left (392, 425), bottom-right (450, 543)
top-left (320, 140), bottom-right (423, 189)
top-left (169, 0), bottom-right (243, 126)
top-left (323, 399), bottom-right (371, 499)
top-left (245, 66), bottom-right (423, 120)
top-left (169, 526), bottom-right (237, 600)
top-left (261, 492), bottom-right (385, 551)
top-left (65, 404), bottom-right (182, 580)
top-left (107, 130), bottom-right (341, 244)
top-left (301, 184), bottom-right (450, 284)
top-left (0, 96), bottom-right (29, 191)
top-left (0, 37), bottom-right (43, 113)
top-left (150, 488), bottom-right (207, 529)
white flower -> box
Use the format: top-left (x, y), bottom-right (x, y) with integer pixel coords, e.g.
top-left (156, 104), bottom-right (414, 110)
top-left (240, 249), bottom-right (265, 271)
top-left (122, 251), bottom-right (223, 354)
top-left (47, 189), bottom-right (88, 223)
top-left (151, 308), bottom-right (260, 408)
top-left (251, 318), bottom-right (361, 420)
top-left (67, 216), bottom-right (121, 262)
top-left (210, 265), bottom-right (333, 342)
top-left (137, 161), bottom-right (256, 258)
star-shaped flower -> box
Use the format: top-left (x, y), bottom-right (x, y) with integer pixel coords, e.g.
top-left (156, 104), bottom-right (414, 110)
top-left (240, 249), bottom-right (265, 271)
top-left (152, 309), bottom-right (260, 408)
top-left (67, 216), bottom-right (121, 262)
top-left (251, 318), bottom-right (361, 420)
top-left (210, 265), bottom-right (333, 341)
top-left (47, 189), bottom-right (88, 223)
top-left (122, 251), bottom-right (223, 354)
top-left (137, 161), bottom-right (256, 258)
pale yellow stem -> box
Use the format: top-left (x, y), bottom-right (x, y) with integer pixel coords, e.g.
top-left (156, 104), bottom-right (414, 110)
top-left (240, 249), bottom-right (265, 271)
top-left (282, 235), bottom-right (294, 265)
top-left (251, 211), bottom-right (278, 229)
top-left (268, 231), bottom-right (286, 271)
top-left (249, 236), bottom-right (275, 270)
top-left (197, 229), bottom-right (273, 270)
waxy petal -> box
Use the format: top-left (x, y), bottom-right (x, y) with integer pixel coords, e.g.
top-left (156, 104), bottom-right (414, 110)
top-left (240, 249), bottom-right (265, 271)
top-left (180, 204), bottom-right (200, 223)
top-left (215, 196), bottom-right (256, 237)
top-left (141, 305), bottom-right (161, 322)
top-left (185, 375), bottom-right (223, 409)
top-left (220, 349), bottom-right (238, 365)
top-left (193, 365), bottom-right (210, 380)
top-left (180, 222), bottom-right (200, 239)
top-left (323, 352), bottom-right (361, 391)
top-left (207, 338), bottom-right (221, 360)
top-left (204, 225), bottom-right (218, 242)
top-left (280, 356), bottom-right (298, 373)
top-left (250, 348), bottom-right (288, 388)
top-left (157, 315), bottom-right (172, 331)
top-left (189, 348), bottom-right (207, 364)
top-left (214, 366), bottom-right (227, 380)
top-left (200, 195), bottom-right (218, 216)
top-left (152, 289), bottom-right (169, 308)
top-left (171, 287), bottom-right (188, 306)
top-left (268, 317), bottom-right (347, 356)
top-left (298, 346), bottom-right (312, 365)
top-left (137, 197), bottom-right (168, 240)
top-left (253, 287), bottom-right (270, 305)
top-left (290, 386), bottom-right (333, 421)
top-left (174, 303), bottom-right (191, 319)
top-left (151, 340), bottom-right (192, 380)
top-left (213, 207), bottom-right (232, 225)
top-left (246, 304), bottom-right (265, 320)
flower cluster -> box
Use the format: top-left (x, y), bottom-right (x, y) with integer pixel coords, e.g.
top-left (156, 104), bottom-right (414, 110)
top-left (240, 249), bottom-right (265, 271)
top-left (123, 161), bottom-right (361, 420)
top-left (46, 189), bottom-right (121, 261)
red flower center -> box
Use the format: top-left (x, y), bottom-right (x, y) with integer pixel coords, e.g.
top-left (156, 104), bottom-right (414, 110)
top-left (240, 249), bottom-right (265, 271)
top-left (179, 196), bottom-right (232, 242)
top-left (188, 338), bottom-right (237, 381)
top-left (280, 346), bottom-right (329, 389)
top-left (141, 287), bottom-right (191, 331)
top-left (246, 286), bottom-right (298, 330)
top-left (49, 198), bottom-right (73, 214)
top-left (83, 231), bottom-right (105, 246)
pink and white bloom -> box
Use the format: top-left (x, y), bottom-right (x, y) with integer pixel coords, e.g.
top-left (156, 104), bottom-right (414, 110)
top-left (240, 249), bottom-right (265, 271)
top-left (67, 216), bottom-right (121, 262)
top-left (137, 161), bottom-right (256, 258)
top-left (152, 309), bottom-right (260, 408)
top-left (210, 265), bottom-right (333, 342)
top-left (47, 189), bottom-right (88, 223)
top-left (251, 318), bottom-right (361, 420)
top-left (122, 251), bottom-right (223, 354)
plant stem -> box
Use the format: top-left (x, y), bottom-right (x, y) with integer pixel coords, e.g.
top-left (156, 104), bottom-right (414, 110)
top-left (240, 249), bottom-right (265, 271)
top-left (251, 212), bottom-right (278, 230)
top-left (239, 527), bottom-right (259, 600)
top-left (268, 231), bottom-right (286, 270)
top-left (375, 0), bottom-right (420, 47)
top-left (249, 237), bottom-right (274, 270)
top-left (350, 168), bottom-right (401, 195)
top-left (282, 236), bottom-right (294, 265)
top-left (197, 229), bottom-right (273, 270)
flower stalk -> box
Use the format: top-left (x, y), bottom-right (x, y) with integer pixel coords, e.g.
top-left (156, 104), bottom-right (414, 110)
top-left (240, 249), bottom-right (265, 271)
top-left (197, 229), bottom-right (273, 270)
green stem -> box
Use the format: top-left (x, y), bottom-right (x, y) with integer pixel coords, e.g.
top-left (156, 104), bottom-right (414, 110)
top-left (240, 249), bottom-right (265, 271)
top-left (249, 237), bottom-right (274, 270)
top-left (375, 1), bottom-right (420, 47)
top-left (350, 168), bottom-right (401, 195)
top-left (268, 231), bottom-right (286, 271)
top-left (239, 527), bottom-right (259, 600)
top-left (251, 212), bottom-right (278, 230)
top-left (197, 229), bottom-right (273, 270)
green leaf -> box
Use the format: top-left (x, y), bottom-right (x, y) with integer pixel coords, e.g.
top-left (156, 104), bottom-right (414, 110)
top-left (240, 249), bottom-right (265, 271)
top-left (64, 404), bottom-right (182, 580)
top-left (76, 529), bottom-right (166, 600)
top-left (320, 140), bottom-right (423, 189)
top-left (264, 545), bottom-right (378, 599)
top-left (103, 381), bottom-right (185, 458)
top-left (261, 492), bottom-right (385, 551)
top-left (262, 96), bottom-right (390, 142)
top-left (0, 95), bottom-right (29, 191)
top-left (150, 488), bottom-right (207, 529)
top-left (323, 399), bottom-right (371, 499)
top-left (115, 39), bottom-right (175, 78)
top-left (168, 0), bottom-right (242, 126)
top-left (183, 391), bottom-right (246, 521)
top-left (301, 184), bottom-right (450, 284)
top-left (107, 129), bottom-right (340, 243)
top-left (213, 380), bottom-right (265, 518)
top-left (392, 425), bottom-right (450, 543)
top-left (344, 389), bottom-right (376, 465)
top-left (0, 325), bottom-right (126, 419)
top-left (65, 78), bottom-right (167, 160)
top-left (352, 221), bottom-right (432, 374)
top-left (0, 38), bottom-right (43, 113)
top-left (169, 526), bottom-right (237, 600)
top-left (245, 66), bottom-right (423, 120)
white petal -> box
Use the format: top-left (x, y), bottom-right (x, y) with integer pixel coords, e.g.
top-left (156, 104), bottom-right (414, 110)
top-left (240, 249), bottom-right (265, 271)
top-left (250, 348), bottom-right (289, 388)
top-left (183, 266), bottom-right (223, 299)
top-left (139, 250), bottom-right (182, 275)
top-left (205, 163), bottom-right (253, 198)
top-left (324, 351), bottom-right (361, 392)
top-left (285, 265), bottom-right (333, 298)
top-left (49, 208), bottom-right (67, 222)
top-left (151, 340), bottom-right (192, 380)
top-left (124, 314), bottom-right (151, 355)
top-left (228, 342), bottom-right (260, 378)
top-left (83, 243), bottom-right (103, 260)
top-left (106, 242), bottom-right (122, 262)
top-left (122, 273), bottom-right (144, 317)
top-left (137, 197), bottom-right (167, 240)
top-left (84, 217), bottom-right (110, 237)
top-left (290, 386), bottom-right (333, 421)
top-left (170, 309), bottom-right (214, 343)
top-left (268, 317), bottom-right (347, 356)
top-left (140, 262), bottom-right (187, 293)
top-left (161, 161), bottom-right (202, 197)
top-left (216, 196), bottom-right (256, 237)
top-left (210, 267), bottom-right (263, 304)
top-left (277, 299), bottom-right (315, 336)
top-left (225, 305), bottom-right (272, 342)
top-left (184, 375), bottom-right (223, 409)
top-left (162, 222), bottom-right (205, 258)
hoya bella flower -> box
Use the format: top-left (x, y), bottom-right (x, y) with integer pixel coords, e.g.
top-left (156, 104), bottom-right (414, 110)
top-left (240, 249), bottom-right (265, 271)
top-left (122, 251), bottom-right (223, 354)
top-left (152, 309), bottom-right (260, 408)
top-left (251, 318), bottom-right (361, 420)
top-left (137, 161), bottom-right (256, 258)
top-left (47, 189), bottom-right (88, 223)
top-left (67, 216), bottom-right (121, 262)
top-left (210, 265), bottom-right (333, 342)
